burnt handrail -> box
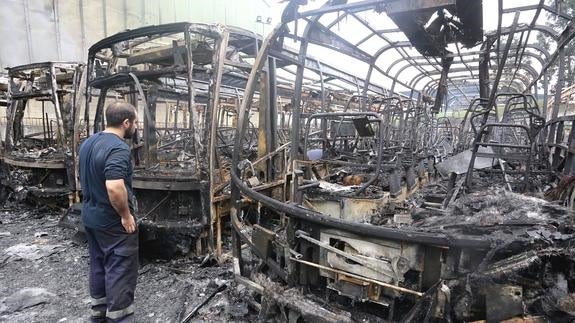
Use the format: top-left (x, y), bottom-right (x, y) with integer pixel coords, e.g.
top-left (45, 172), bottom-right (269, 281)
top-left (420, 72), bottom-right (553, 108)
top-left (466, 122), bottom-right (538, 191)
top-left (229, 166), bottom-right (491, 249)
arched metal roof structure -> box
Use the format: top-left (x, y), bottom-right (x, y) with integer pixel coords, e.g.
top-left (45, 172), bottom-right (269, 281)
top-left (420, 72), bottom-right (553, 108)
top-left (247, 0), bottom-right (575, 115)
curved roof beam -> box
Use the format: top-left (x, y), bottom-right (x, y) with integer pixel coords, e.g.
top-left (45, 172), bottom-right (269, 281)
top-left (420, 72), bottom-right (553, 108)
top-left (303, 17), bottom-right (374, 64)
top-left (290, 2), bottom-right (568, 94)
top-left (424, 74), bottom-right (527, 98)
top-left (434, 86), bottom-right (469, 108)
top-left (422, 68), bottom-right (532, 100)
top-left (373, 19), bottom-right (555, 88)
top-left (427, 78), bottom-right (525, 98)
top-left (501, 4), bottom-right (573, 21)
top-left (361, 41), bottom-right (416, 98)
top-left (310, 10), bottom-right (429, 97)
top-left (293, 0), bottom-right (386, 21)
top-left (355, 28), bottom-right (402, 47)
top-left (385, 44), bottom-right (549, 76)
top-left (392, 49), bottom-right (541, 99)
top-left (410, 60), bottom-right (538, 90)
top-left (389, 56), bottom-right (476, 102)
top-left (425, 72), bottom-right (530, 97)
top-left (347, 12), bottom-right (436, 97)
top-left (487, 24), bottom-right (560, 41)
top-left (525, 19), bottom-right (575, 90)
top-left (370, 40), bottom-right (476, 101)
top-left (502, 0), bottom-right (544, 91)
top-left (423, 77), bottom-right (526, 97)
top-left (284, 1), bottom-right (572, 102)
top-left (350, 12), bottom-right (429, 75)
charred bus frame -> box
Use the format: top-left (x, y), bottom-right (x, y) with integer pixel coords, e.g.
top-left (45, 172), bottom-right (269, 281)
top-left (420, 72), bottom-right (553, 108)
top-left (3, 62), bottom-right (83, 205)
top-left (229, 0), bottom-right (575, 321)
top-left (82, 23), bottom-right (263, 257)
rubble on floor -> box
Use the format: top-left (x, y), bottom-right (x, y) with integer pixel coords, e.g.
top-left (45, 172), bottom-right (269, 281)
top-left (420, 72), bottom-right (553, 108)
top-left (0, 204), bottom-right (257, 322)
top-left (251, 274), bottom-right (354, 323)
top-left (0, 288), bottom-right (56, 314)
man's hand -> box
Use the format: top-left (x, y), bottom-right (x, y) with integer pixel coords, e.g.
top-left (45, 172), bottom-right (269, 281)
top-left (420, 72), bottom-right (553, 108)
top-left (121, 214), bottom-right (137, 234)
top-left (106, 179), bottom-right (135, 233)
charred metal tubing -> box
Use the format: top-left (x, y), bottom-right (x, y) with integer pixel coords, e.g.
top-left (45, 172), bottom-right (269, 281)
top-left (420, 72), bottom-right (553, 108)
top-left (469, 110), bottom-right (495, 137)
top-left (180, 283), bottom-right (228, 323)
top-left (459, 98), bottom-right (489, 134)
top-left (470, 123), bottom-right (534, 147)
top-left (485, 11), bottom-right (521, 114)
top-left (330, 95), bottom-right (372, 149)
top-left (297, 182), bottom-right (321, 191)
top-left (497, 94), bottom-right (545, 146)
top-left (127, 73), bottom-right (154, 167)
top-left (127, 73), bottom-right (151, 125)
top-left (544, 115), bottom-right (575, 126)
top-left (371, 98), bottom-right (385, 114)
top-left (375, 96), bottom-right (402, 113)
top-left (498, 93), bottom-right (544, 129)
top-left (542, 115), bottom-right (575, 148)
top-left (89, 23), bottom-right (190, 56)
top-left (230, 169), bottom-right (491, 250)
top-left (456, 98), bottom-right (487, 152)
top-left (544, 117), bottom-right (575, 175)
top-left (524, 19), bottom-right (575, 91)
top-left (290, 257), bottom-right (423, 297)
top-left (289, 249), bottom-right (303, 259)
top-left (49, 63), bottom-right (66, 151)
top-left (88, 22), bottom-right (254, 58)
top-left (302, 112), bottom-right (384, 196)
top-left (252, 142), bottom-right (291, 167)
top-left (467, 96), bottom-right (508, 138)
top-left (294, 229), bottom-right (396, 278)
top-left (503, 1), bottom-right (543, 90)
top-left (504, 102), bottom-right (534, 122)
top-left (466, 123), bottom-right (535, 191)
top-left (6, 62), bottom-right (80, 75)
top-left (497, 93), bottom-right (540, 115)
top-left (432, 117), bottom-right (457, 148)
top-left (229, 208), bottom-right (288, 280)
top-left (87, 67), bottom-right (188, 89)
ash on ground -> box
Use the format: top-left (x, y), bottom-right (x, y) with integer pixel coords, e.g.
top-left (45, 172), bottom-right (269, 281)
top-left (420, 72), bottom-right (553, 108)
top-left (0, 204), bottom-right (256, 322)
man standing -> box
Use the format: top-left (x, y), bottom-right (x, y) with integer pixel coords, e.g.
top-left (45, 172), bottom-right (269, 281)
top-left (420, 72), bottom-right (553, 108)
top-left (79, 101), bottom-right (138, 323)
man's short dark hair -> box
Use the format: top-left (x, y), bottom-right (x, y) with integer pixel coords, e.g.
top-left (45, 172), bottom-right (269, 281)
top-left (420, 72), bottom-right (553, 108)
top-left (106, 101), bottom-right (136, 127)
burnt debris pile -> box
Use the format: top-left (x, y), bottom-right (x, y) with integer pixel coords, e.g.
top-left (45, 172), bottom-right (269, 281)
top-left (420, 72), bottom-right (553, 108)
top-left (405, 191), bottom-right (575, 321)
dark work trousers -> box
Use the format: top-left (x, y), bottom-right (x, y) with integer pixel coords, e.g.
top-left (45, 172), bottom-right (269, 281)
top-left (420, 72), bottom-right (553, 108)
top-left (85, 226), bottom-right (139, 323)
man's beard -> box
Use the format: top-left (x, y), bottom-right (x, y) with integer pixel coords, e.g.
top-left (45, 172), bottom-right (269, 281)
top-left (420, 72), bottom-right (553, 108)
top-left (124, 124), bottom-right (136, 139)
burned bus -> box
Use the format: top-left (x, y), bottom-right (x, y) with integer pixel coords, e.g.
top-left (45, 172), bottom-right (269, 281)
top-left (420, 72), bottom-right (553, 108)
top-left (79, 23), bottom-right (266, 257)
top-left (229, 1), bottom-right (575, 322)
top-left (2, 62), bottom-right (83, 206)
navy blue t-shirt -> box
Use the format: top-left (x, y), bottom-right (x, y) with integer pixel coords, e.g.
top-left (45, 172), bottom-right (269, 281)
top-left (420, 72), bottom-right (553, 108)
top-left (79, 132), bottom-right (134, 230)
